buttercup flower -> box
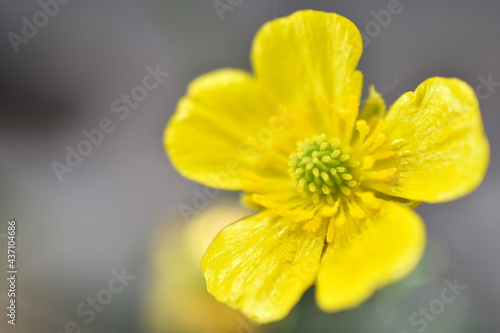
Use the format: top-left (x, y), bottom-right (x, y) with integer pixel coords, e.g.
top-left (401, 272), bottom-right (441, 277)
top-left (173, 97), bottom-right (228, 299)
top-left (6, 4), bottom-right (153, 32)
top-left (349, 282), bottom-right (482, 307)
top-left (165, 10), bottom-right (489, 323)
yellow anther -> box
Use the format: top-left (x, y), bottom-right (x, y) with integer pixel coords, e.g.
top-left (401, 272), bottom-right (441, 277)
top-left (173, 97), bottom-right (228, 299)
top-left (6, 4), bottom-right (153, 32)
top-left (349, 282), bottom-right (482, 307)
top-left (320, 172), bottom-right (331, 184)
top-left (366, 133), bottom-right (387, 153)
top-left (356, 120), bottom-right (370, 140)
top-left (339, 185), bottom-right (351, 196)
top-left (347, 200), bottom-right (366, 220)
top-left (321, 201), bottom-right (340, 217)
top-left (313, 167), bottom-right (320, 178)
top-left (346, 180), bottom-right (358, 187)
top-left (339, 154), bottom-right (350, 161)
top-left (358, 119), bottom-right (385, 152)
top-left (303, 213), bottom-right (323, 232)
top-left (372, 150), bottom-right (396, 160)
top-left (367, 168), bottom-right (398, 181)
top-left (363, 156), bottom-right (375, 169)
top-left (356, 191), bottom-right (382, 210)
top-left (331, 149), bottom-right (341, 158)
top-left (340, 173), bottom-right (353, 180)
top-left (339, 108), bottom-right (352, 121)
top-left (335, 211), bottom-right (346, 227)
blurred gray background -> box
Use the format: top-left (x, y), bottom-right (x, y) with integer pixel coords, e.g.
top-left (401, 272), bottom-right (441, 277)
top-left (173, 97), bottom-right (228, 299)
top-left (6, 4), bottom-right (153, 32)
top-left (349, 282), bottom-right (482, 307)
top-left (0, 0), bottom-right (498, 332)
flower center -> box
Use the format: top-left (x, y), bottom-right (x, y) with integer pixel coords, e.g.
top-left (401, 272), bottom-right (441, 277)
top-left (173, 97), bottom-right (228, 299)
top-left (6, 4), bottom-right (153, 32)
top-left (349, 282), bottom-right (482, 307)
top-left (289, 134), bottom-right (357, 197)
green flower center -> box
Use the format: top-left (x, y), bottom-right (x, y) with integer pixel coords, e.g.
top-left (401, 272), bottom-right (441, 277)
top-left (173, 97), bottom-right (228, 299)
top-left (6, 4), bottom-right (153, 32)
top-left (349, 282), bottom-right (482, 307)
top-left (289, 134), bottom-right (356, 197)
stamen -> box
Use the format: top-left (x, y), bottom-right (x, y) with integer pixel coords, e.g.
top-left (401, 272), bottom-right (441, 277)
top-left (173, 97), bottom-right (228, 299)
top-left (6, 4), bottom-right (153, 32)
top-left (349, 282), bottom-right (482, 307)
top-left (355, 191), bottom-right (382, 210)
top-left (321, 201), bottom-right (340, 217)
top-left (324, 201), bottom-right (341, 243)
top-left (335, 209), bottom-right (347, 227)
top-left (346, 180), bottom-right (358, 187)
top-left (372, 150), bottom-right (396, 160)
top-left (365, 133), bottom-right (387, 153)
top-left (355, 120), bottom-right (370, 146)
top-left (303, 213), bottom-right (323, 232)
top-left (339, 185), bottom-right (351, 196)
top-left (339, 108), bottom-right (352, 121)
top-left (357, 119), bottom-right (385, 153)
top-left (340, 173), bottom-right (353, 180)
top-left (366, 168), bottom-right (398, 182)
top-left (339, 154), bottom-right (350, 162)
top-left (347, 200), bottom-right (366, 220)
top-left (339, 95), bottom-right (360, 144)
top-left (362, 156), bottom-right (375, 169)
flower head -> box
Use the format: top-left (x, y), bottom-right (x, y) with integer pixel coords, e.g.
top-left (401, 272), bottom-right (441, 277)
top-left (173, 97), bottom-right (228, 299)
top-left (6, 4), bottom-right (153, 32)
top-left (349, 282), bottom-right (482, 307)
top-left (165, 10), bottom-right (489, 323)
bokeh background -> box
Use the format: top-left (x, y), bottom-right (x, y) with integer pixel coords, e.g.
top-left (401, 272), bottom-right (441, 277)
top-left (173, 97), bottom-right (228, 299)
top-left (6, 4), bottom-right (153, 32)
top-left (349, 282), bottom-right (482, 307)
top-left (0, 0), bottom-right (499, 332)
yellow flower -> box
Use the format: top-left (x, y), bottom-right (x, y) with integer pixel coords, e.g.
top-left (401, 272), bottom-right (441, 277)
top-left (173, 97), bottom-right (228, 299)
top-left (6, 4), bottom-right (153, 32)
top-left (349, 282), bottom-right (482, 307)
top-left (164, 10), bottom-right (489, 324)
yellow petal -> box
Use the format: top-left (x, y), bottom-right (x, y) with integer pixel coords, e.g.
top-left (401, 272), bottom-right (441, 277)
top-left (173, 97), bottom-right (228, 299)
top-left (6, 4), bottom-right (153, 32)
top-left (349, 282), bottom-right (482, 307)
top-left (146, 204), bottom-right (251, 333)
top-left (316, 200), bottom-right (425, 311)
top-left (165, 69), bottom-right (275, 189)
top-left (182, 202), bottom-right (254, 266)
top-left (202, 212), bottom-right (325, 323)
top-left (251, 10), bottom-right (363, 140)
top-left (365, 77), bottom-right (489, 202)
